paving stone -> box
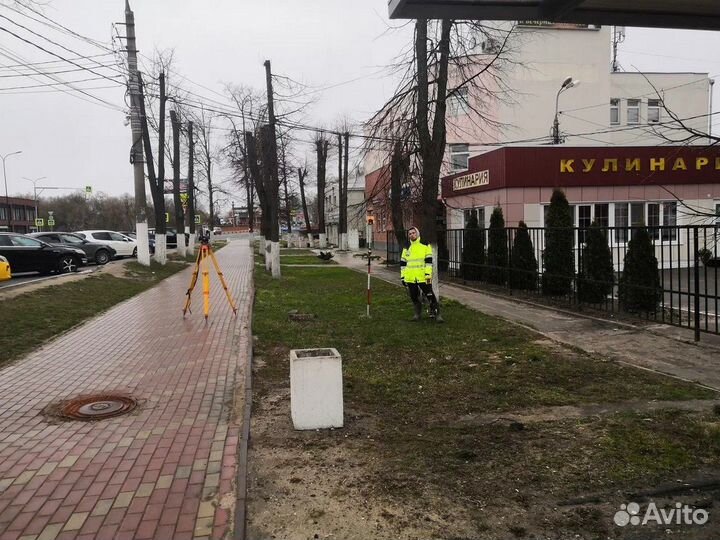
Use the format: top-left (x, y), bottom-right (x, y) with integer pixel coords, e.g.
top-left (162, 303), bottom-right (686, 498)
top-left (61, 512), bottom-right (88, 531)
top-left (0, 240), bottom-right (251, 540)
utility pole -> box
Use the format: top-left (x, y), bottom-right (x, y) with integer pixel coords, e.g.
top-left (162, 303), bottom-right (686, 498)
top-left (2, 150), bottom-right (22, 232)
top-left (342, 131), bottom-right (349, 250)
top-left (124, 0), bottom-right (150, 265)
top-left (23, 175), bottom-right (45, 224)
top-left (264, 59), bottom-right (280, 278)
top-left (337, 132), bottom-right (343, 247)
top-left (188, 120), bottom-right (196, 248)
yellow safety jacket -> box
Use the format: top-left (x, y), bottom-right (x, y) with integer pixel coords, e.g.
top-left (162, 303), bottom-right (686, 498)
top-left (400, 237), bottom-right (433, 283)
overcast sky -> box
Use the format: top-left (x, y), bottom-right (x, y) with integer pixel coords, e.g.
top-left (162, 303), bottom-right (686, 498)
top-left (1, 1), bottom-right (720, 213)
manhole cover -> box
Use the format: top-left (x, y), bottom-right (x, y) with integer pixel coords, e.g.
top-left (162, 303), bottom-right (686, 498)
top-left (47, 394), bottom-right (138, 421)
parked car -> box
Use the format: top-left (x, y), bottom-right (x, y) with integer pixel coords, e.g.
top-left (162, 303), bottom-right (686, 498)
top-left (0, 255), bottom-right (10, 281)
top-left (120, 231), bottom-right (155, 254)
top-left (74, 230), bottom-right (137, 258)
top-left (212, 227), bottom-right (222, 235)
top-left (29, 232), bottom-right (117, 265)
top-left (0, 232), bottom-right (87, 274)
top-left (148, 228), bottom-right (177, 248)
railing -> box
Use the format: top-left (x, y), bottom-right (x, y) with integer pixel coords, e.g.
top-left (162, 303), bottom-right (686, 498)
top-left (386, 226), bottom-right (720, 340)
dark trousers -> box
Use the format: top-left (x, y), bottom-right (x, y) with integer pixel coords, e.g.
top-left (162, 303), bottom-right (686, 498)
top-left (407, 281), bottom-right (438, 310)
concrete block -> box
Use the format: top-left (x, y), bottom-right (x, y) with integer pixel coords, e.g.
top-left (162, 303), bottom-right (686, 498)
top-left (290, 348), bottom-right (343, 430)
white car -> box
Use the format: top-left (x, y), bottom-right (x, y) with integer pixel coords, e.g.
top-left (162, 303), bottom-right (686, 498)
top-left (75, 230), bottom-right (137, 258)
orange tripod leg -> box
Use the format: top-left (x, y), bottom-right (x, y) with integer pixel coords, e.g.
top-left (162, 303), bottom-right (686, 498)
top-left (182, 244), bottom-right (203, 317)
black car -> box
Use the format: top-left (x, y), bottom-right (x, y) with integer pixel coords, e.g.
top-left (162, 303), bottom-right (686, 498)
top-left (29, 232), bottom-right (117, 265)
top-left (148, 228), bottom-right (178, 248)
top-left (0, 232), bottom-right (87, 274)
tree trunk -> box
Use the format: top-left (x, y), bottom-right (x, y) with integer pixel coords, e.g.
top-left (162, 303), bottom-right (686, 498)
top-left (170, 109), bottom-right (186, 257)
top-left (138, 72), bottom-right (167, 264)
top-left (341, 131), bottom-right (349, 250)
top-left (187, 121), bottom-right (196, 252)
top-left (246, 131), bottom-right (270, 262)
top-left (415, 19), bottom-right (452, 298)
top-left (298, 167), bottom-right (311, 235)
top-left (259, 125), bottom-right (280, 276)
top-left (390, 141), bottom-right (409, 250)
top-left (316, 138), bottom-right (328, 247)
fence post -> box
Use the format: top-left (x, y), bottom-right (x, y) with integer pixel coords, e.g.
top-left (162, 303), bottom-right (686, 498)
top-left (507, 228), bottom-right (512, 295)
top-left (693, 227), bottom-right (700, 342)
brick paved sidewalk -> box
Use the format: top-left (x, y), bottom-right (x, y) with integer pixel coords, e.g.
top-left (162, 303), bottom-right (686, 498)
top-left (0, 239), bottom-right (253, 540)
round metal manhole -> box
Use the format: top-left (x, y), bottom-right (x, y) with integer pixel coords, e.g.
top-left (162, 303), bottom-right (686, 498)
top-left (48, 394), bottom-right (138, 421)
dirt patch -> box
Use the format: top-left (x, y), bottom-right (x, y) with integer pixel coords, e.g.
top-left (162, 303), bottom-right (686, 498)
top-left (247, 380), bottom-right (720, 539)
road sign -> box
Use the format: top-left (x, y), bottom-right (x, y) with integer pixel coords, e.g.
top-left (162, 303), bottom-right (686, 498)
top-left (35, 218), bottom-right (44, 227)
top-left (48, 218), bottom-right (55, 226)
top-left (85, 185), bottom-right (92, 193)
top-left (194, 215), bottom-right (200, 224)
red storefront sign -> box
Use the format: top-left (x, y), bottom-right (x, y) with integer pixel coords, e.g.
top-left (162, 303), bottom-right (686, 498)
top-left (441, 146), bottom-right (720, 198)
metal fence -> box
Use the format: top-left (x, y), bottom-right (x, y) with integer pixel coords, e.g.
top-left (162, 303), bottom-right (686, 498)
top-left (386, 225), bottom-right (720, 340)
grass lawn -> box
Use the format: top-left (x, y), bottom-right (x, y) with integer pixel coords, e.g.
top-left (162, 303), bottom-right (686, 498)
top-left (253, 252), bottom-right (336, 265)
top-left (0, 260), bottom-right (188, 368)
top-left (250, 265), bottom-right (720, 538)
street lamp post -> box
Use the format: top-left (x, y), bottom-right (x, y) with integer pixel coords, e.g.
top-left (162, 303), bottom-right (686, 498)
top-left (2, 150), bottom-right (22, 232)
top-left (24, 176), bottom-right (47, 226)
top-left (552, 76), bottom-right (580, 144)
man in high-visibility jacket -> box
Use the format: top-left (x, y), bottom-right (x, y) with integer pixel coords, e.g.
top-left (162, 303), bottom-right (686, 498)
top-left (400, 227), bottom-right (443, 322)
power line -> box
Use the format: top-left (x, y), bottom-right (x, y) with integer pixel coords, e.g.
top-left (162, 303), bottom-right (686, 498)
top-left (0, 74), bottom-right (124, 91)
top-left (0, 14), bottom-right (126, 81)
top-left (0, 45), bottom-right (124, 111)
top-left (0, 52), bottom-right (114, 70)
top-left (3, 2), bottom-right (114, 54)
top-left (0, 84), bottom-right (122, 95)
top-left (0, 63), bottom-right (122, 78)
top-left (561, 73), bottom-right (718, 115)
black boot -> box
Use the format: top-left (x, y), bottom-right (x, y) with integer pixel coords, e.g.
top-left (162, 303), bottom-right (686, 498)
top-left (411, 302), bottom-right (422, 321)
top-left (431, 303), bottom-right (444, 323)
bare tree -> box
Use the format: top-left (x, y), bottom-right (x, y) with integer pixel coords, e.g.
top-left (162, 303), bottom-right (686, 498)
top-left (365, 19), bottom-right (517, 293)
top-left (298, 166), bottom-right (311, 234)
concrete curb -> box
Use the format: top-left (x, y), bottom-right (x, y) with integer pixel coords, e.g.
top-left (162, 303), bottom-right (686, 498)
top-left (235, 259), bottom-right (255, 540)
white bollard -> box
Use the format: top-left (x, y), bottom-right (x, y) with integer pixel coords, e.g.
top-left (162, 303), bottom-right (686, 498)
top-left (290, 348), bottom-right (343, 430)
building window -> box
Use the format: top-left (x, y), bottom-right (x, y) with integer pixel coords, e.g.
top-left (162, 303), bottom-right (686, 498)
top-left (463, 207), bottom-right (485, 228)
top-left (630, 202), bottom-right (645, 227)
top-left (615, 203), bottom-right (628, 243)
top-left (578, 205), bottom-right (592, 243)
top-left (627, 99), bottom-right (640, 125)
top-left (449, 144), bottom-right (469, 171)
top-left (13, 207), bottom-right (24, 221)
top-left (647, 98), bottom-right (661, 123)
top-left (662, 201), bottom-right (677, 241)
top-left (0, 207), bottom-right (6, 221)
top-left (610, 98), bottom-right (620, 125)
top-left (448, 87), bottom-right (470, 116)
top-left (594, 203), bottom-right (609, 228)
top-left (648, 203), bottom-right (660, 239)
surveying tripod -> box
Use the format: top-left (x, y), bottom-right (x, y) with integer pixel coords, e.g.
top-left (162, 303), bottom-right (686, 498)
top-left (182, 233), bottom-right (238, 320)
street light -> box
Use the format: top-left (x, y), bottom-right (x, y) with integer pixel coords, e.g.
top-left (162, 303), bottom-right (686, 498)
top-left (24, 176), bottom-right (47, 225)
top-left (552, 76), bottom-right (580, 144)
top-left (1, 150), bottom-right (22, 232)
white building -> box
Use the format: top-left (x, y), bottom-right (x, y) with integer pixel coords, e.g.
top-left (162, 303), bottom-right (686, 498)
top-left (444, 23), bottom-right (712, 178)
top-left (325, 173), bottom-right (367, 249)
